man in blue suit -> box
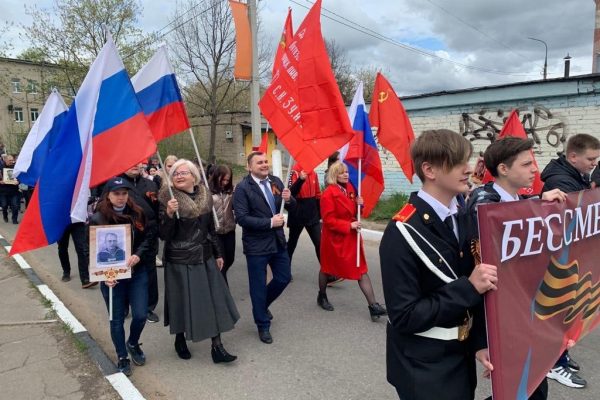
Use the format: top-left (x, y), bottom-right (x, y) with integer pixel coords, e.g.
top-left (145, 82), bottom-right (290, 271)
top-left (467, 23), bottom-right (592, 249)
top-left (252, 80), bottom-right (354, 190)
top-left (233, 151), bottom-right (295, 344)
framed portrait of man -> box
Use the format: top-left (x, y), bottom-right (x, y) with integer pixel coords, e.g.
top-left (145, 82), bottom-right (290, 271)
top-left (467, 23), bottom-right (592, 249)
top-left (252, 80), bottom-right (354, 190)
top-left (89, 224), bottom-right (132, 282)
top-left (2, 168), bottom-right (17, 185)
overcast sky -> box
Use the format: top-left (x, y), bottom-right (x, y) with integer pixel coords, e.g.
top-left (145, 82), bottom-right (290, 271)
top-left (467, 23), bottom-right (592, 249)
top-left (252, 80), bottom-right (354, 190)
top-left (1, 0), bottom-right (596, 95)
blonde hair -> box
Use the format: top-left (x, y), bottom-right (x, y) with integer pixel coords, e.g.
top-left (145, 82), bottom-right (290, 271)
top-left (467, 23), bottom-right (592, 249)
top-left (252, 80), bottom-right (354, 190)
top-left (326, 161), bottom-right (347, 185)
top-left (169, 159), bottom-right (201, 185)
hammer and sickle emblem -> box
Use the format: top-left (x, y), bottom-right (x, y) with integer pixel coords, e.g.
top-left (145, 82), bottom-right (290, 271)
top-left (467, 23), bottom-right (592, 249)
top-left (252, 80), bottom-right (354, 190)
top-left (378, 90), bottom-right (389, 103)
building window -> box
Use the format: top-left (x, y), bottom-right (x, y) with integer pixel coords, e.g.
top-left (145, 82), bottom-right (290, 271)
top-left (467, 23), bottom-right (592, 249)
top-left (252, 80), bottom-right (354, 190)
top-left (11, 79), bottom-right (21, 93)
top-left (14, 107), bottom-right (24, 122)
top-left (28, 80), bottom-right (38, 94)
top-left (30, 108), bottom-right (39, 122)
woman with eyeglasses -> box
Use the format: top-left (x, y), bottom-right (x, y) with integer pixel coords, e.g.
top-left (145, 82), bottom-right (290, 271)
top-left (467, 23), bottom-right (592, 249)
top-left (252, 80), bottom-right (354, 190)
top-left (159, 159), bottom-right (239, 363)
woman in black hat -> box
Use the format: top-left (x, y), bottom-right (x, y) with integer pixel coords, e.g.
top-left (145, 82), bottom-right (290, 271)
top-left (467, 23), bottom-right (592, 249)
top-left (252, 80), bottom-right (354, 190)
top-left (89, 177), bottom-right (156, 377)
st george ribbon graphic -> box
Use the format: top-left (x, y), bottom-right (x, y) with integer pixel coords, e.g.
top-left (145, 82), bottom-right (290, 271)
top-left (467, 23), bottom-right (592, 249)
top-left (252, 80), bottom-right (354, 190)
top-left (477, 189), bottom-right (600, 400)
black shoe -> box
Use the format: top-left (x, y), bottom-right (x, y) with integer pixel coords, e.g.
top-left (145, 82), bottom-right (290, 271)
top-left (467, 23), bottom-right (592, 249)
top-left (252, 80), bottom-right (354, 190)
top-left (81, 281), bottom-right (98, 289)
top-left (211, 344), bottom-right (237, 363)
top-left (258, 329), bottom-right (273, 344)
top-left (61, 273), bottom-right (71, 282)
top-left (174, 336), bottom-right (191, 359)
top-left (266, 309), bottom-right (273, 320)
top-left (565, 353), bottom-right (581, 372)
top-left (317, 292), bottom-right (334, 311)
top-left (147, 311), bottom-right (159, 323)
top-left (126, 342), bottom-right (146, 366)
top-left (117, 357), bottom-right (132, 376)
top-left (368, 303), bottom-right (387, 322)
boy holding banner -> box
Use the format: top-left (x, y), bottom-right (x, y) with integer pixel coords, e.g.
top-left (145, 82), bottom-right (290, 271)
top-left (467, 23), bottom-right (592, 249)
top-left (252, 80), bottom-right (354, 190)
top-left (380, 129), bottom-right (497, 400)
top-left (467, 137), bottom-right (566, 399)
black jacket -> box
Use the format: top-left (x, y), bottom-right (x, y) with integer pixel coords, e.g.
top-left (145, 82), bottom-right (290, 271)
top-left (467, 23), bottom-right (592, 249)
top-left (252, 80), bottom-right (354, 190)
top-left (89, 205), bottom-right (156, 274)
top-left (287, 176), bottom-right (320, 227)
top-left (540, 155), bottom-right (590, 193)
top-left (119, 174), bottom-right (159, 256)
top-left (233, 174), bottom-right (296, 255)
top-left (158, 185), bottom-right (221, 264)
top-left (379, 192), bottom-right (482, 399)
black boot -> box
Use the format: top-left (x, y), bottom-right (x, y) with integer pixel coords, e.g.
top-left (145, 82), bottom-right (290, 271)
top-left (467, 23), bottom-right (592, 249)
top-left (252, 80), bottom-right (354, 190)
top-left (211, 344), bottom-right (237, 363)
top-left (368, 303), bottom-right (387, 322)
top-left (174, 333), bottom-right (191, 359)
top-left (317, 291), bottom-right (334, 311)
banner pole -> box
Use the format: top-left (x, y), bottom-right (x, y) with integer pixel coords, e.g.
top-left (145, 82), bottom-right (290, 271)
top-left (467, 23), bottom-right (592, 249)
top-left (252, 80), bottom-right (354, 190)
top-left (356, 158), bottom-right (362, 268)
top-left (109, 285), bottom-right (113, 321)
top-left (156, 150), bottom-right (180, 219)
top-left (187, 128), bottom-right (220, 229)
top-left (280, 155), bottom-right (294, 215)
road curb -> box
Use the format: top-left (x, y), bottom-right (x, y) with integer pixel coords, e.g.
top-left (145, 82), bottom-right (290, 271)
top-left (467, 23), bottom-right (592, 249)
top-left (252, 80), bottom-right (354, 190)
top-left (0, 234), bottom-right (145, 400)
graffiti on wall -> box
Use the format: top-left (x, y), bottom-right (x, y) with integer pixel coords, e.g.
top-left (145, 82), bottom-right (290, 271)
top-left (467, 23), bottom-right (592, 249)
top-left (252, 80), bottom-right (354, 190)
top-left (459, 106), bottom-right (567, 153)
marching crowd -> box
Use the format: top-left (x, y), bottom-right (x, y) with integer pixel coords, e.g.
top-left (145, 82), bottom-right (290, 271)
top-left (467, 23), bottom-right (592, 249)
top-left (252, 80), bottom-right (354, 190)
top-left (2, 130), bottom-right (598, 399)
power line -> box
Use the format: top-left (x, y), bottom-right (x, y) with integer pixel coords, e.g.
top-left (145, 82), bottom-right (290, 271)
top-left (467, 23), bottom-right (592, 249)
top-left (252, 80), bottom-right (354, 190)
top-left (424, 0), bottom-right (529, 61)
top-left (289, 0), bottom-right (538, 77)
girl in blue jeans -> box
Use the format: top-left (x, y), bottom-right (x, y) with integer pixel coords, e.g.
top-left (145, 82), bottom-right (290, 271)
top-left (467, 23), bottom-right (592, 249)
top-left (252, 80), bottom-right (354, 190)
top-left (89, 177), bottom-right (156, 376)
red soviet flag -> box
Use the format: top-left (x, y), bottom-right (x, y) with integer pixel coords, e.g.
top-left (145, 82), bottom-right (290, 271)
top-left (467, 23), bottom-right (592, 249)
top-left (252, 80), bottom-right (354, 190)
top-left (259, 0), bottom-right (355, 172)
top-left (272, 8), bottom-right (293, 78)
top-left (369, 73), bottom-right (415, 183)
top-left (482, 109), bottom-right (543, 195)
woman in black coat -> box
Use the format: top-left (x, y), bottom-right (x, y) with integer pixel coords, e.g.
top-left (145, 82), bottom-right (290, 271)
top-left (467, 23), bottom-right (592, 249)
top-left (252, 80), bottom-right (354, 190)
top-left (159, 159), bottom-right (239, 363)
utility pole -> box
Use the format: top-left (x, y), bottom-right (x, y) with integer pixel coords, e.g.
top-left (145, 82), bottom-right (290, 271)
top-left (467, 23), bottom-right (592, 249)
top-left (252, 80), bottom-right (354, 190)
top-left (248, 0), bottom-right (261, 147)
top-left (528, 37), bottom-right (548, 80)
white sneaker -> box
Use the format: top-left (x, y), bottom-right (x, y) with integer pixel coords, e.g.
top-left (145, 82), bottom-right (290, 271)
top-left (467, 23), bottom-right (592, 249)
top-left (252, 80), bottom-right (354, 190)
top-left (546, 365), bottom-right (587, 388)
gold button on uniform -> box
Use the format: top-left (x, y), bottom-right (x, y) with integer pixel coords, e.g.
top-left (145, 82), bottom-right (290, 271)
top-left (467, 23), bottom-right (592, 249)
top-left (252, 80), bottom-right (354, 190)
top-left (423, 213), bottom-right (430, 221)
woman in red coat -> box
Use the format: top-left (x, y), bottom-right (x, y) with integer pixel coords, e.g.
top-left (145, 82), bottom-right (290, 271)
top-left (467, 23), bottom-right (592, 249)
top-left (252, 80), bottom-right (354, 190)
top-left (318, 161), bottom-right (387, 321)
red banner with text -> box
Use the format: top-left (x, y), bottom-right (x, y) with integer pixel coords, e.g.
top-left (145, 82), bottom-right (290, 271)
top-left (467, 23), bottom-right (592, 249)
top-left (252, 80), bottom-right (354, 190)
top-left (478, 189), bottom-right (600, 399)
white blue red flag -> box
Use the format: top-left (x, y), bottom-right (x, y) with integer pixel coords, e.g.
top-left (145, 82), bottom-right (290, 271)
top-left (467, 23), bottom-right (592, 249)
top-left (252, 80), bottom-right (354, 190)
top-left (341, 82), bottom-right (384, 218)
top-left (13, 89), bottom-right (68, 186)
top-left (132, 46), bottom-right (190, 141)
top-left (10, 34), bottom-right (156, 255)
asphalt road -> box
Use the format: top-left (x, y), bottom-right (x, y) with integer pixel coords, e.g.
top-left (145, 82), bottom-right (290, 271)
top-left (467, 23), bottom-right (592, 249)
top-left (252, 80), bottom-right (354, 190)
top-left (1, 222), bottom-right (598, 400)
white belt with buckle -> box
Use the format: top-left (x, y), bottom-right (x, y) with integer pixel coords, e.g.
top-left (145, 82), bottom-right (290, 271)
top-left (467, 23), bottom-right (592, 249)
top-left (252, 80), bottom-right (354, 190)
top-left (414, 326), bottom-right (459, 341)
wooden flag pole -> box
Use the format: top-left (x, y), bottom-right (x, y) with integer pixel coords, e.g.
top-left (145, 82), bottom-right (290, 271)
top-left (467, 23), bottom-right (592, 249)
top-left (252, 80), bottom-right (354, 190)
top-left (187, 128), bottom-right (220, 229)
top-left (356, 158), bottom-right (362, 268)
top-left (280, 155), bottom-right (294, 215)
top-left (156, 150), bottom-right (180, 219)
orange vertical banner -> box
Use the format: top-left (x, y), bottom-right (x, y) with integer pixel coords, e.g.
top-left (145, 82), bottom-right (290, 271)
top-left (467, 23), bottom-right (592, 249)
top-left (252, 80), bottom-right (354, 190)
top-left (229, 0), bottom-right (252, 80)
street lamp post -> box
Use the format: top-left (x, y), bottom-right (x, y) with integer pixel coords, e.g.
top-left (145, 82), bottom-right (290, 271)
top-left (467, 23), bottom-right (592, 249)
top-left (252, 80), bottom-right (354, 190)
top-left (528, 37), bottom-right (548, 80)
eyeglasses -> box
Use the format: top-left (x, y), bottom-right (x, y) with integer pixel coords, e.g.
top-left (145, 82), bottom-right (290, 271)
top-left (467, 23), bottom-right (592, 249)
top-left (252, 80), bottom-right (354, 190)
top-left (173, 170), bottom-right (191, 178)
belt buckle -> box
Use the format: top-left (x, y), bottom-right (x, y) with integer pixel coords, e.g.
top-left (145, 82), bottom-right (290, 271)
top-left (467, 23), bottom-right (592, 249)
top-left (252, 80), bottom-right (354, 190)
top-left (458, 315), bottom-right (473, 341)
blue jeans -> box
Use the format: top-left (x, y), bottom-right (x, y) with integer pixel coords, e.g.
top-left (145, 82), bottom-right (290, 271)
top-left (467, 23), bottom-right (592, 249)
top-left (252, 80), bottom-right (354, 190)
top-left (246, 246), bottom-right (291, 330)
top-left (101, 269), bottom-right (148, 359)
top-left (0, 192), bottom-right (20, 223)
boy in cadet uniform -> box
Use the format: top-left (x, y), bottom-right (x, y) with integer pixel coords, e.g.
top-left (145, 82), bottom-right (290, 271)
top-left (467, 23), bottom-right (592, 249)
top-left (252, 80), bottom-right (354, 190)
top-left (467, 137), bottom-right (566, 400)
top-left (379, 129), bottom-right (497, 400)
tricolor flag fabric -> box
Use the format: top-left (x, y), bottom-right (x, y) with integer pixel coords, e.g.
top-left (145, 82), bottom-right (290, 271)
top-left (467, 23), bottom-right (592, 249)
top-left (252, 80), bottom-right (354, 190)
top-left (132, 46), bottom-right (190, 142)
top-left (482, 109), bottom-right (543, 195)
top-left (13, 90), bottom-right (68, 186)
top-left (10, 34), bottom-right (156, 255)
top-left (259, 0), bottom-right (355, 172)
top-left (369, 73), bottom-right (415, 183)
top-left (342, 82), bottom-right (384, 218)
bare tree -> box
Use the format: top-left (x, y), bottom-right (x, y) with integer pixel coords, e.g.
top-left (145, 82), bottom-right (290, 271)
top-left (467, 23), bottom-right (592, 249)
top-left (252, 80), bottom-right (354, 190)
top-left (325, 38), bottom-right (355, 104)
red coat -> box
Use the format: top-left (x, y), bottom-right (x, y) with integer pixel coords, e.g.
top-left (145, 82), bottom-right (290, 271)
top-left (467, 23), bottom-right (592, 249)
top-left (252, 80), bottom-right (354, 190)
top-left (320, 183), bottom-right (368, 280)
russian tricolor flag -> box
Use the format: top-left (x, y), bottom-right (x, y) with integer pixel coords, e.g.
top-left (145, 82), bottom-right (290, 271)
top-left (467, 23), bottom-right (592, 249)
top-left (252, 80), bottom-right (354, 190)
top-left (13, 89), bottom-right (68, 186)
top-left (10, 34), bottom-right (156, 255)
top-left (341, 82), bottom-right (384, 218)
top-left (132, 46), bottom-right (190, 141)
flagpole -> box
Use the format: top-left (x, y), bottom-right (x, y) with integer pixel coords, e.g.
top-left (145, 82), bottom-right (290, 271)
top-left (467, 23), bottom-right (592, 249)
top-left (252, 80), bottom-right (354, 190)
top-left (187, 128), bottom-right (220, 229)
top-left (280, 155), bottom-right (294, 215)
top-left (356, 158), bottom-right (362, 268)
top-left (248, 0), bottom-right (261, 147)
top-left (156, 150), bottom-right (180, 219)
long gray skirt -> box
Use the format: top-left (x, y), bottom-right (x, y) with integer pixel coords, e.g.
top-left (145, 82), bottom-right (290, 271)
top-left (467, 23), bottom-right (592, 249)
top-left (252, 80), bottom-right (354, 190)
top-left (164, 257), bottom-right (240, 342)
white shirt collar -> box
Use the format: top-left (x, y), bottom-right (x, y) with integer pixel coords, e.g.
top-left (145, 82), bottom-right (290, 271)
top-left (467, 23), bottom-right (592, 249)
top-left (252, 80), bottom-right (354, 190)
top-left (493, 183), bottom-right (519, 202)
top-left (417, 189), bottom-right (458, 222)
top-left (251, 174), bottom-right (270, 185)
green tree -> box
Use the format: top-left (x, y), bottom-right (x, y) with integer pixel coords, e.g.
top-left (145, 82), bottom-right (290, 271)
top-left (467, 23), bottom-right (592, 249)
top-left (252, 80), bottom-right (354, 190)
top-left (22, 0), bottom-right (155, 94)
